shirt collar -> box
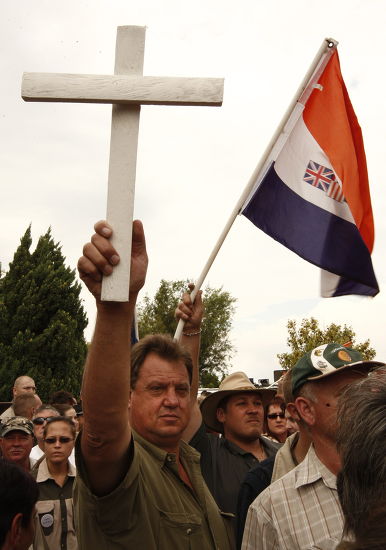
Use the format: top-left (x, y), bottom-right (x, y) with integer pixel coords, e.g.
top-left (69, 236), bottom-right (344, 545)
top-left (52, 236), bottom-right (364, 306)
top-left (36, 457), bottom-right (76, 483)
top-left (132, 429), bottom-right (200, 468)
top-left (223, 435), bottom-right (271, 456)
top-left (295, 444), bottom-right (337, 490)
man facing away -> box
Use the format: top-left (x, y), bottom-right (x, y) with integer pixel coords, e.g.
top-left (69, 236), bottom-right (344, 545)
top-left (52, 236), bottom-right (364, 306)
top-left (13, 393), bottom-right (42, 420)
top-left (0, 376), bottom-right (37, 422)
top-left (241, 343), bottom-right (384, 550)
top-left (74, 220), bottom-right (233, 550)
top-left (0, 459), bottom-right (39, 550)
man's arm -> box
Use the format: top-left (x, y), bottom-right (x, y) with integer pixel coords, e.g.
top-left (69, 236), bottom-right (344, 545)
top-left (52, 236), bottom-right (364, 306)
top-left (175, 285), bottom-right (204, 442)
top-left (77, 219), bottom-right (148, 496)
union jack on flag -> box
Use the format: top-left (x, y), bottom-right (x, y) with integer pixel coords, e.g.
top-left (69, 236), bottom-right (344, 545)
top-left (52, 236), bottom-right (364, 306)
top-left (303, 160), bottom-right (345, 202)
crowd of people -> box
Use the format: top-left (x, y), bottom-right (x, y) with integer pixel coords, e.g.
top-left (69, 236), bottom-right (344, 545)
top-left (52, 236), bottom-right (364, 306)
top-left (1, 219), bottom-right (385, 550)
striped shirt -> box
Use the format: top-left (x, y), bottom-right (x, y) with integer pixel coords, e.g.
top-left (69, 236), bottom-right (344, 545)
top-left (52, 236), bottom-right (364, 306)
top-left (241, 445), bottom-right (345, 550)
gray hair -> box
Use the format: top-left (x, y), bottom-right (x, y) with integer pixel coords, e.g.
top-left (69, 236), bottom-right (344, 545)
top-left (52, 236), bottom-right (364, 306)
top-left (336, 374), bottom-right (386, 545)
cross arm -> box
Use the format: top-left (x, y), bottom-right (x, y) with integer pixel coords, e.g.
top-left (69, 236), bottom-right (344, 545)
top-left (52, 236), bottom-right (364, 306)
top-left (21, 73), bottom-right (224, 106)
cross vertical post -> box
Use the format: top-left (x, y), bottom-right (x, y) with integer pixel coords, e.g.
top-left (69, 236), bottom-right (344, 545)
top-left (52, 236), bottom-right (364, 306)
top-left (102, 26), bottom-right (145, 301)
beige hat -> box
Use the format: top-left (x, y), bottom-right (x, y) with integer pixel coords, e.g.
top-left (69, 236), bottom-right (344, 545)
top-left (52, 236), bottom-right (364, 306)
top-left (200, 371), bottom-right (276, 433)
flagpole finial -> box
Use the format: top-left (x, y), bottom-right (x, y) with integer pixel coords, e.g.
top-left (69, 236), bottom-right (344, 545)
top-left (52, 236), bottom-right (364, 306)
top-left (325, 38), bottom-right (339, 49)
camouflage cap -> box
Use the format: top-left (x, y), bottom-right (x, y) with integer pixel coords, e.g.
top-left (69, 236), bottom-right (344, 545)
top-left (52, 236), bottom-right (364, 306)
top-left (0, 416), bottom-right (34, 437)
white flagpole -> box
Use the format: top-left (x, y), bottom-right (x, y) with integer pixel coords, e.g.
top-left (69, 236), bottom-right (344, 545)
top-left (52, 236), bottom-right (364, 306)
top-left (174, 37), bottom-right (338, 341)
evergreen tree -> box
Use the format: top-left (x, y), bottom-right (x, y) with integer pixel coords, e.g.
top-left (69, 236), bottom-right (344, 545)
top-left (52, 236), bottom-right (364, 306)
top-left (0, 226), bottom-right (88, 401)
top-left (277, 317), bottom-right (376, 370)
top-left (137, 279), bottom-right (236, 387)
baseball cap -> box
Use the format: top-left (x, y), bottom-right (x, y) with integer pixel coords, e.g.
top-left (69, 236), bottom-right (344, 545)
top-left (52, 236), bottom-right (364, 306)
top-left (0, 416), bottom-right (34, 437)
top-left (292, 343), bottom-right (384, 395)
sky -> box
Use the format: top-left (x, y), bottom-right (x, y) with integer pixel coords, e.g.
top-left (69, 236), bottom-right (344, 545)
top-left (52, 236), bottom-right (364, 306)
top-left (1, 0), bottom-right (385, 384)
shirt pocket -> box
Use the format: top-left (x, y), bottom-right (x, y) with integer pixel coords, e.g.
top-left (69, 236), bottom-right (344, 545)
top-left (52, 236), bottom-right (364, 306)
top-left (158, 511), bottom-right (204, 548)
top-left (36, 500), bottom-right (55, 537)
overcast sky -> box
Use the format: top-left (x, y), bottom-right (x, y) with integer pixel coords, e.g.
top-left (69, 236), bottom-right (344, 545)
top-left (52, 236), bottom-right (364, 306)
top-left (1, 0), bottom-right (385, 383)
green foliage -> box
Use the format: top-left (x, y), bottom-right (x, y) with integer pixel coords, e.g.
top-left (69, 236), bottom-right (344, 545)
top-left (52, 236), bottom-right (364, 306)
top-left (137, 279), bottom-right (236, 387)
top-left (277, 317), bottom-right (376, 370)
top-left (0, 226), bottom-right (88, 401)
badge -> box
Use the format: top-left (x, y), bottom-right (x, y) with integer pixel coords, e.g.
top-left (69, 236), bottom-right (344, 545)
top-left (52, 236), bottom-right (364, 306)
top-left (41, 514), bottom-right (54, 528)
top-left (337, 350), bottom-right (351, 362)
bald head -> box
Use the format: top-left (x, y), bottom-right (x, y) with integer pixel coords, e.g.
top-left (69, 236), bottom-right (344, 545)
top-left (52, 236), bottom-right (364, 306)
top-left (13, 376), bottom-right (36, 398)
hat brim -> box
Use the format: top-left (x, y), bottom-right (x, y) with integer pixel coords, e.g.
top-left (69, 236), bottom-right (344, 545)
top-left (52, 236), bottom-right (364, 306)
top-left (306, 360), bottom-right (385, 384)
top-left (1, 427), bottom-right (33, 437)
top-left (200, 387), bottom-right (276, 434)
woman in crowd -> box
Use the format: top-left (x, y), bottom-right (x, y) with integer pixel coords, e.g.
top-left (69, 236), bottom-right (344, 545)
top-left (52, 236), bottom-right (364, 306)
top-left (32, 417), bottom-right (77, 550)
top-left (262, 396), bottom-right (288, 443)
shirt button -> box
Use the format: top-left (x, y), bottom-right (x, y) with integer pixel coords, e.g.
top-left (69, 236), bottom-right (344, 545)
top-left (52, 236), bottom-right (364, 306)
top-left (186, 528), bottom-right (192, 535)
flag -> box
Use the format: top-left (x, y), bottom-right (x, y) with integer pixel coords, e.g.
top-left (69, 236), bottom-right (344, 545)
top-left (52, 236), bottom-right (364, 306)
top-left (241, 49), bottom-right (379, 297)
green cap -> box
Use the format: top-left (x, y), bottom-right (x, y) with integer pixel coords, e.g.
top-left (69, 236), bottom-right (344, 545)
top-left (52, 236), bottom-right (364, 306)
top-left (291, 343), bottom-right (383, 395)
top-left (0, 416), bottom-right (34, 437)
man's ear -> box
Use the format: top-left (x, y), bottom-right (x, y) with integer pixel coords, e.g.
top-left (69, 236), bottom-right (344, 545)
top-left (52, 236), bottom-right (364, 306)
top-left (216, 407), bottom-right (226, 424)
top-left (128, 390), bottom-right (132, 410)
top-left (294, 396), bottom-right (316, 427)
top-left (9, 512), bottom-right (24, 546)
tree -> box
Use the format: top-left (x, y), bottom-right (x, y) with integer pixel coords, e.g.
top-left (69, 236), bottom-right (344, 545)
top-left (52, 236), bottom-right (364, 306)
top-left (277, 317), bottom-right (376, 370)
top-left (0, 226), bottom-right (88, 401)
top-left (137, 279), bottom-right (236, 387)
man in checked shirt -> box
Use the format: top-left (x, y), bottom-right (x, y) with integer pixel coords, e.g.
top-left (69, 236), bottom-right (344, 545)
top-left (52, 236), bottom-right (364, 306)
top-left (241, 343), bottom-right (384, 550)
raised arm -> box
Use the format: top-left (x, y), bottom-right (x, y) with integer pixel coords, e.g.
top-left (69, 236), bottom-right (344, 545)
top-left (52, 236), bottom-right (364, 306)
top-left (77, 219), bottom-right (148, 495)
top-left (176, 285), bottom-right (204, 442)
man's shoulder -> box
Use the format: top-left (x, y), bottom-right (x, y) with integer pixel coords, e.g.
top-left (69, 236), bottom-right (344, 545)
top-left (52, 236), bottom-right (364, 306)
top-left (250, 459), bottom-right (300, 512)
top-left (0, 405), bottom-right (14, 421)
top-left (243, 455), bottom-right (275, 487)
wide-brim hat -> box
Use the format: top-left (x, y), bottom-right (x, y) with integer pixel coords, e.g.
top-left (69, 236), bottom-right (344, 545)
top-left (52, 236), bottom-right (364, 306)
top-left (292, 343), bottom-right (384, 395)
top-left (0, 416), bottom-right (34, 437)
top-left (200, 371), bottom-right (276, 433)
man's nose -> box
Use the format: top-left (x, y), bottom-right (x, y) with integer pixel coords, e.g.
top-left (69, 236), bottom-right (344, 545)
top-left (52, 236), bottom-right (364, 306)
top-left (163, 388), bottom-right (179, 406)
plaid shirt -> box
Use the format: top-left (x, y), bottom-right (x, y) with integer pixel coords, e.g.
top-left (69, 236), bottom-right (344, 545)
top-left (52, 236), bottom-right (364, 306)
top-left (241, 445), bottom-right (344, 550)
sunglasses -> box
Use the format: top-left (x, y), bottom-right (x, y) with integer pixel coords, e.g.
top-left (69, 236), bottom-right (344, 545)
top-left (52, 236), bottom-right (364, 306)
top-left (33, 417), bottom-right (57, 425)
top-left (44, 436), bottom-right (74, 445)
top-left (267, 413), bottom-right (285, 420)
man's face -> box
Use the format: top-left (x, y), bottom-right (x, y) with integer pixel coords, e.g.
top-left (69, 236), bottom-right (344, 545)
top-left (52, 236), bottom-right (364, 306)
top-left (285, 408), bottom-right (299, 435)
top-left (217, 392), bottom-right (264, 443)
top-left (0, 431), bottom-right (33, 466)
top-left (129, 353), bottom-right (191, 450)
top-left (32, 409), bottom-right (59, 442)
top-left (64, 407), bottom-right (79, 432)
top-left (13, 377), bottom-right (36, 397)
top-left (43, 421), bottom-right (75, 465)
top-left (304, 369), bottom-right (367, 440)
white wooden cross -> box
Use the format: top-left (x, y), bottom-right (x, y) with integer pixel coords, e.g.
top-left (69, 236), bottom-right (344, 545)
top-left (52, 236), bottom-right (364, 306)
top-left (22, 26), bottom-right (224, 301)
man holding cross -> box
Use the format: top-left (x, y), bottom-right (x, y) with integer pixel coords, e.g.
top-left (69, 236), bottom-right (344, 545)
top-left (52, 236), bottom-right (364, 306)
top-left (75, 220), bottom-right (233, 549)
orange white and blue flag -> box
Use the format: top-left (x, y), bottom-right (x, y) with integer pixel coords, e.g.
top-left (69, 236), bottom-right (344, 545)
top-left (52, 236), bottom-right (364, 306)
top-left (241, 49), bottom-right (378, 297)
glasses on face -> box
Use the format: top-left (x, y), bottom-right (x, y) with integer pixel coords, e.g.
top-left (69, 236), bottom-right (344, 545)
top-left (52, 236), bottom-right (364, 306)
top-left (33, 416), bottom-right (57, 425)
top-left (267, 413), bottom-right (285, 420)
top-left (44, 436), bottom-right (74, 445)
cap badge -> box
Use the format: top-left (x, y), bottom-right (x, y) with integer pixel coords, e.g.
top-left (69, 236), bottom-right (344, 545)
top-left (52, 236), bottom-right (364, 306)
top-left (337, 350), bottom-right (351, 362)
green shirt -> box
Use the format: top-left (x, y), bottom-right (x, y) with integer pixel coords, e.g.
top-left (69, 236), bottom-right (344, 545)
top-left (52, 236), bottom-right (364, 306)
top-left (74, 431), bottom-right (233, 550)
